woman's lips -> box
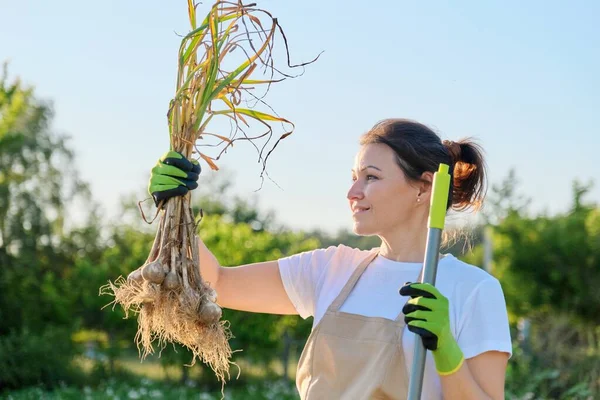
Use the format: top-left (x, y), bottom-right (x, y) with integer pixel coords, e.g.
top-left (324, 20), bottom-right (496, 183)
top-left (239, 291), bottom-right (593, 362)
top-left (352, 206), bottom-right (370, 216)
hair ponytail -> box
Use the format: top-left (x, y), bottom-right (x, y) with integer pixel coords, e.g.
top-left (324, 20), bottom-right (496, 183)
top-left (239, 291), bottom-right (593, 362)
top-left (442, 139), bottom-right (487, 211)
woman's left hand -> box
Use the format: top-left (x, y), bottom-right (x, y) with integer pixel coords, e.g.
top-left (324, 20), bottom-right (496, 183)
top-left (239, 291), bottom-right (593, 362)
top-left (400, 282), bottom-right (465, 376)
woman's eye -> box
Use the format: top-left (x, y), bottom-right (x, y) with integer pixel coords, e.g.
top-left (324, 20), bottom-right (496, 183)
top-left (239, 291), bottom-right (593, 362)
top-left (352, 174), bottom-right (378, 182)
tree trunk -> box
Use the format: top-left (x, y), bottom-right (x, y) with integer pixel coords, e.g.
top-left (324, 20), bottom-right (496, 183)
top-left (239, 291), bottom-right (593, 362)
top-left (281, 330), bottom-right (291, 379)
top-left (181, 363), bottom-right (189, 384)
top-left (108, 330), bottom-right (116, 375)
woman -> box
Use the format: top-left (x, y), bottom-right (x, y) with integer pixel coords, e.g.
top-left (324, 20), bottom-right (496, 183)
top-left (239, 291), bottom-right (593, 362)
top-left (149, 119), bottom-right (512, 399)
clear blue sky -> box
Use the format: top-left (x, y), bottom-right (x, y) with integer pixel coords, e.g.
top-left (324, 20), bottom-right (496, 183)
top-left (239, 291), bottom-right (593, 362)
top-left (2, 0), bottom-right (598, 233)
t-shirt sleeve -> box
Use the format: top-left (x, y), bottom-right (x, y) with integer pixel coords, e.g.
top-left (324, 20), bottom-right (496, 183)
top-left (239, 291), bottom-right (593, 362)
top-left (456, 278), bottom-right (513, 359)
top-left (277, 246), bottom-right (339, 319)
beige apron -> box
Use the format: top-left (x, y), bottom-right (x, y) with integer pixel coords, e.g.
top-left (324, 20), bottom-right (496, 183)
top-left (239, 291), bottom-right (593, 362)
top-left (296, 250), bottom-right (422, 400)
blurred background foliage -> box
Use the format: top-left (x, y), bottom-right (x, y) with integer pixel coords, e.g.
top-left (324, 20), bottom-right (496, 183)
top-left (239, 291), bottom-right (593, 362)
top-left (1, 69), bottom-right (598, 399)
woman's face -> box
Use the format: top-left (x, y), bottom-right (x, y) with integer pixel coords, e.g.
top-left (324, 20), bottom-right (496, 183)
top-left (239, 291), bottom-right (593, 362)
top-left (348, 143), bottom-right (423, 236)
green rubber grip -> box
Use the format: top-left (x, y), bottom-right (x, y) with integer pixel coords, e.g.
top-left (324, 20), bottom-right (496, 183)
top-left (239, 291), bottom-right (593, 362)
top-left (428, 164), bottom-right (451, 229)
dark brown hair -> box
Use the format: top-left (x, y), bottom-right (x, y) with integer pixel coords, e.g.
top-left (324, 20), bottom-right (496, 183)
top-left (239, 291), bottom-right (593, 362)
top-left (359, 118), bottom-right (487, 212)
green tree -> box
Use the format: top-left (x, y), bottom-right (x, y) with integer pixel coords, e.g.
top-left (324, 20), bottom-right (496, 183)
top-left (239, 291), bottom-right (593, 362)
top-left (0, 64), bottom-right (94, 389)
top-left (75, 222), bottom-right (155, 375)
top-left (482, 176), bottom-right (600, 396)
top-left (0, 64), bottom-right (91, 333)
top-left (492, 182), bottom-right (600, 323)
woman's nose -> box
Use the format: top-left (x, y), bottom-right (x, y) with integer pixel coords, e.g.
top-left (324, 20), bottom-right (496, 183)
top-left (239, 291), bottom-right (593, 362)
top-left (347, 181), bottom-right (364, 201)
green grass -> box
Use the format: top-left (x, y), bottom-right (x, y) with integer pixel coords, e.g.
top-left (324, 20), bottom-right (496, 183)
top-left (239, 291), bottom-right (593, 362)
top-left (72, 352), bottom-right (298, 382)
top-left (2, 354), bottom-right (302, 400)
top-left (3, 378), bottom-right (300, 400)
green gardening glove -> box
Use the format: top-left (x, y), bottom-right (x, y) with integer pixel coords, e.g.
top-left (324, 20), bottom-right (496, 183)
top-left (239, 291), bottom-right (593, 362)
top-left (148, 151), bottom-right (201, 207)
top-left (400, 282), bottom-right (465, 376)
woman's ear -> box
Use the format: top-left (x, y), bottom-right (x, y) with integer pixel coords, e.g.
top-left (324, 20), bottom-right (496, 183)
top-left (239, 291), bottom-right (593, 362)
top-left (416, 171), bottom-right (434, 204)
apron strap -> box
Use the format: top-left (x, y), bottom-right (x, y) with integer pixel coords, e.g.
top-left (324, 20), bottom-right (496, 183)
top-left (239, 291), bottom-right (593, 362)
top-left (329, 249), bottom-right (379, 312)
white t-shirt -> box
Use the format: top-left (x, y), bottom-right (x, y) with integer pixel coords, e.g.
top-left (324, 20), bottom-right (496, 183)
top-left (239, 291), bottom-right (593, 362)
top-left (278, 244), bottom-right (512, 400)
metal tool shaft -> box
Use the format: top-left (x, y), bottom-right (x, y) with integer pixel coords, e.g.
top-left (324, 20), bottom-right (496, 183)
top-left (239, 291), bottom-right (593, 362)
top-left (407, 228), bottom-right (442, 400)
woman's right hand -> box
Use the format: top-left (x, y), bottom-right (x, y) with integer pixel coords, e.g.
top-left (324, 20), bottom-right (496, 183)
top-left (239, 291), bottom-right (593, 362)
top-left (148, 151), bottom-right (201, 207)
top-left (145, 152), bottom-right (297, 316)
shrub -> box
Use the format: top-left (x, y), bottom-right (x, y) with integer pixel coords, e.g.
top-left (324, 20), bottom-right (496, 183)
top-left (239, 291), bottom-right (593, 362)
top-left (0, 326), bottom-right (83, 390)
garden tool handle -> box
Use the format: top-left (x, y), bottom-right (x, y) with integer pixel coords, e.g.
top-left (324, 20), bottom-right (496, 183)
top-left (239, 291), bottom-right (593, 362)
top-left (407, 163), bottom-right (451, 400)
